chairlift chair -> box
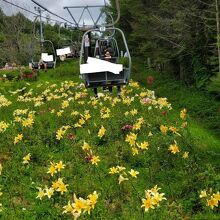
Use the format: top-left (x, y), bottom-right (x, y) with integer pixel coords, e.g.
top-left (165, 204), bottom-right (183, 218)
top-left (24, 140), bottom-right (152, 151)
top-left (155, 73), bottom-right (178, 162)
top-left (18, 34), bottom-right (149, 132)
top-left (56, 30), bottom-right (75, 61)
top-left (56, 41), bottom-right (80, 61)
top-left (79, 27), bottom-right (131, 88)
top-left (31, 14), bottom-right (56, 69)
top-left (32, 40), bottom-right (57, 69)
top-left (56, 24), bottom-right (81, 61)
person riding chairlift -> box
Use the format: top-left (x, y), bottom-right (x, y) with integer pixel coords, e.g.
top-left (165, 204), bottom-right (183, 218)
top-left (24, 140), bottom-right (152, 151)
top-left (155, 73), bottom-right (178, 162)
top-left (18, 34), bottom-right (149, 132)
top-left (38, 58), bottom-right (47, 72)
top-left (104, 50), bottom-right (112, 61)
top-left (93, 48), bottom-right (121, 98)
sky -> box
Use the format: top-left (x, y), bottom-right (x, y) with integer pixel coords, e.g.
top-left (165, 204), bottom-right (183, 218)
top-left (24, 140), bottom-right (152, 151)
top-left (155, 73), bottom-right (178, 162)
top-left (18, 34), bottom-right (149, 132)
top-left (0, 0), bottom-right (110, 26)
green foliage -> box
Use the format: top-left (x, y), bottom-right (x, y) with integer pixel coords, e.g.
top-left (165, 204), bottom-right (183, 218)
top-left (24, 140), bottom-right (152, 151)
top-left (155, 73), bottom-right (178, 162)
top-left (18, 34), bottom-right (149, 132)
top-left (118, 57), bottom-right (129, 68)
top-left (22, 68), bottom-right (32, 74)
top-left (0, 32), bottom-right (5, 43)
top-left (0, 10), bottom-right (78, 68)
top-left (192, 56), bottom-right (211, 89)
top-left (0, 69), bottom-right (21, 81)
top-left (109, 0), bottom-right (218, 89)
top-left (132, 58), bottom-right (220, 135)
top-left (207, 73), bottom-right (220, 96)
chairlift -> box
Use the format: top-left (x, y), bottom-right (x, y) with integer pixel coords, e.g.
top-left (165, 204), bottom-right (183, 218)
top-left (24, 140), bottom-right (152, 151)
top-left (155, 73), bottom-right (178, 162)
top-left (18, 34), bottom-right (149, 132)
top-left (56, 40), bottom-right (74, 62)
top-left (79, 27), bottom-right (131, 88)
top-left (77, 0), bottom-right (131, 88)
top-left (31, 40), bottom-right (57, 69)
top-left (31, 14), bottom-right (56, 69)
top-left (56, 41), bottom-right (81, 61)
top-left (56, 24), bottom-right (79, 61)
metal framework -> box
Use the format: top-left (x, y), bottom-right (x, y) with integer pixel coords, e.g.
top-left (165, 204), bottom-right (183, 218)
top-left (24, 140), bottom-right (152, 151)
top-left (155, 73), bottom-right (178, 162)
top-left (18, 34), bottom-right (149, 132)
top-left (63, 0), bottom-right (120, 30)
top-left (63, 5), bottom-right (106, 29)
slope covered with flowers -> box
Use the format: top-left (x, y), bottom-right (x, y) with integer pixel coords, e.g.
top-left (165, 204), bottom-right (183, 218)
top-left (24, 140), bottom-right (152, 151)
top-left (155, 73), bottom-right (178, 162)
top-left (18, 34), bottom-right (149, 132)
top-left (0, 66), bottom-right (219, 219)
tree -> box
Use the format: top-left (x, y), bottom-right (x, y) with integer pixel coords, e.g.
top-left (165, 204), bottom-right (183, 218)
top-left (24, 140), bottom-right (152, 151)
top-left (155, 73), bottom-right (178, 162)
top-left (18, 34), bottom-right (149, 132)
top-left (109, 0), bottom-right (219, 89)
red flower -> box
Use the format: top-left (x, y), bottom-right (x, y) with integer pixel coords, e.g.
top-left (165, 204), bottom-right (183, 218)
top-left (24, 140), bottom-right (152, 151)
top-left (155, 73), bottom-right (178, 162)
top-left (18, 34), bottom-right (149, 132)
top-left (147, 76), bottom-right (154, 85)
top-left (67, 133), bottom-right (75, 140)
top-left (161, 111), bottom-right (168, 116)
top-left (85, 156), bottom-right (93, 162)
top-left (121, 124), bottom-right (133, 131)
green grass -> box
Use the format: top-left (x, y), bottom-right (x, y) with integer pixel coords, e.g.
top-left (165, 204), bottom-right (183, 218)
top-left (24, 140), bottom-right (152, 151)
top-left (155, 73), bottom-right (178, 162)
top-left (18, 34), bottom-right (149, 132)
top-left (190, 121), bottom-right (220, 150)
top-left (0, 60), bottom-right (220, 219)
top-left (132, 58), bottom-right (220, 134)
top-left (0, 69), bottom-right (21, 80)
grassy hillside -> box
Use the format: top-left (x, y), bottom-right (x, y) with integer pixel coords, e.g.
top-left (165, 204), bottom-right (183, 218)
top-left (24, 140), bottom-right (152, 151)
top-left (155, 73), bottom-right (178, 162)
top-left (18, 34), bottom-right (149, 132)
top-left (132, 59), bottom-right (220, 136)
top-left (0, 61), bottom-right (219, 219)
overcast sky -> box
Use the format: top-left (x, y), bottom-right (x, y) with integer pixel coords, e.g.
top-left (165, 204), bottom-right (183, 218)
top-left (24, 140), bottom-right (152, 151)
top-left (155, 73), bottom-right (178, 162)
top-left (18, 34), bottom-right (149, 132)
top-left (0, 0), bottom-right (110, 26)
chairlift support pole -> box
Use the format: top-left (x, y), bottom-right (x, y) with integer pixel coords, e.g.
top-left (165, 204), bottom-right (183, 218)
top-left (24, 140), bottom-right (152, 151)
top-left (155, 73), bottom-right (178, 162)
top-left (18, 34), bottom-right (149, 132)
top-left (34, 7), bottom-right (45, 53)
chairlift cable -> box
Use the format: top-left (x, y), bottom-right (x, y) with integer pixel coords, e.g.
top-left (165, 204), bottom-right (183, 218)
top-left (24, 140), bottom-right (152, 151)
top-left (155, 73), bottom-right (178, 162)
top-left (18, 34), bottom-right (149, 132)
top-left (2, 0), bottom-right (65, 24)
top-left (31, 0), bottom-right (75, 25)
top-left (2, 0), bottom-right (38, 16)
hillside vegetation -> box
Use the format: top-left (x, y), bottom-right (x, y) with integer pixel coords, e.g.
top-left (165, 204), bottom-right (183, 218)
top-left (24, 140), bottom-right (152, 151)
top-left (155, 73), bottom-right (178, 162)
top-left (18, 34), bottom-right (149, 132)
top-left (132, 59), bottom-right (220, 136)
top-left (0, 8), bottom-right (79, 67)
top-left (0, 61), bottom-right (219, 219)
top-left (109, 0), bottom-right (220, 95)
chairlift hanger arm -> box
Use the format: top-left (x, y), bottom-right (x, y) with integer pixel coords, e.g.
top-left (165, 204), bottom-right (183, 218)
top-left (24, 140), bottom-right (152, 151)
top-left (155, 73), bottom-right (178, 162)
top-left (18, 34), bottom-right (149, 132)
top-left (58, 24), bottom-right (74, 48)
top-left (105, 0), bottom-right (120, 27)
top-left (94, 9), bottom-right (114, 28)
